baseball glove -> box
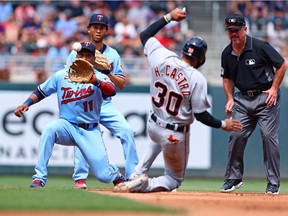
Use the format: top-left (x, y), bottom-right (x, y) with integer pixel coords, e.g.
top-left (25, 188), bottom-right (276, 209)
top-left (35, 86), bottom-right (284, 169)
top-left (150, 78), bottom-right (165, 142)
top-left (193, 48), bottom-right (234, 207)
top-left (95, 50), bottom-right (110, 71)
top-left (68, 58), bottom-right (94, 83)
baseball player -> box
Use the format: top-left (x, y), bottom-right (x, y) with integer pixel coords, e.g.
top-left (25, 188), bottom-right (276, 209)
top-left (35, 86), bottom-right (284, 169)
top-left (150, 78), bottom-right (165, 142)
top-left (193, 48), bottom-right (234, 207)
top-left (114, 8), bottom-right (243, 192)
top-left (65, 14), bottom-right (139, 189)
top-left (13, 42), bottom-right (139, 188)
top-left (220, 14), bottom-right (287, 194)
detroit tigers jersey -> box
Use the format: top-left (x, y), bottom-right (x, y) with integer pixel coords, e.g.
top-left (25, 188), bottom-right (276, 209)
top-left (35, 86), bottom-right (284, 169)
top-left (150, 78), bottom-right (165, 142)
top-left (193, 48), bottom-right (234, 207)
top-left (144, 37), bottom-right (211, 125)
top-left (38, 68), bottom-right (110, 124)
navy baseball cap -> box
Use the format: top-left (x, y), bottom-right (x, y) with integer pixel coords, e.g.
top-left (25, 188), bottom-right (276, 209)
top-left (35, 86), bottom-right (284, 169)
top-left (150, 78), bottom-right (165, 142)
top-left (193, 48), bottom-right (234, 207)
top-left (79, 42), bottom-right (95, 54)
top-left (225, 14), bottom-right (246, 30)
top-left (88, 14), bottom-right (109, 27)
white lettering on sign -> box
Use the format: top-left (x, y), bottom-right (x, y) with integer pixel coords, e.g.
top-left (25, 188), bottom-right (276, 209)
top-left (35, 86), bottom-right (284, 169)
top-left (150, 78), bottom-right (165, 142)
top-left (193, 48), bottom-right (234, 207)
top-left (0, 91), bottom-right (211, 169)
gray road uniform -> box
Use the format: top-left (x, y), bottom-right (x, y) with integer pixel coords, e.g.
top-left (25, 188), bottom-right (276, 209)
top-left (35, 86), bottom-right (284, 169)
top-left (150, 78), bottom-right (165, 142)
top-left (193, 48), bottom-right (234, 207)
top-left (132, 37), bottom-right (211, 192)
top-left (118, 8), bottom-right (242, 194)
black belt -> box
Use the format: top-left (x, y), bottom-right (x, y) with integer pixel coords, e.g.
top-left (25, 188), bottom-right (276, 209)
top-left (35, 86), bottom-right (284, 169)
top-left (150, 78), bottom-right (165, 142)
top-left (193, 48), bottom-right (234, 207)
top-left (240, 82), bottom-right (272, 97)
top-left (75, 123), bottom-right (98, 130)
top-left (151, 113), bottom-right (189, 133)
top-left (241, 89), bottom-right (262, 97)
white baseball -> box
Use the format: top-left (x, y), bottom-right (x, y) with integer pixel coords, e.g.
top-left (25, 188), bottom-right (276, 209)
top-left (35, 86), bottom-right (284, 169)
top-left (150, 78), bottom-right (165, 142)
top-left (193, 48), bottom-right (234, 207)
top-left (182, 7), bottom-right (186, 12)
top-left (72, 42), bottom-right (82, 52)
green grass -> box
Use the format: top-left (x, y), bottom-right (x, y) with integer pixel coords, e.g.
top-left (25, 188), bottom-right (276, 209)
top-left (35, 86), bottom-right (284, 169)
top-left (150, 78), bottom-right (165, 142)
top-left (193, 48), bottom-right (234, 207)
top-left (1, 175), bottom-right (287, 212)
top-left (181, 177), bottom-right (288, 193)
top-left (0, 175), bottom-right (173, 213)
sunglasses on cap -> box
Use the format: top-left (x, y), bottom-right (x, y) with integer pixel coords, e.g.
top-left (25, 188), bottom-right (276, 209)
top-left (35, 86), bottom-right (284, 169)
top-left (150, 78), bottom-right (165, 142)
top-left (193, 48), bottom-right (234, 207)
top-left (225, 20), bottom-right (245, 27)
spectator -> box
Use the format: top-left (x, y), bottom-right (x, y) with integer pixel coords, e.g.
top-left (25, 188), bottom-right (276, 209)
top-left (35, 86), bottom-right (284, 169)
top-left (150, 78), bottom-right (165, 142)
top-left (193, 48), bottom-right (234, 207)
top-left (46, 40), bottom-right (69, 73)
top-left (54, 10), bottom-right (78, 40)
top-left (66, 0), bottom-right (84, 20)
top-left (38, 11), bottom-right (56, 38)
top-left (21, 12), bottom-right (41, 32)
top-left (267, 18), bottom-right (288, 53)
top-left (268, 5), bottom-right (288, 30)
top-left (0, 28), bottom-right (11, 81)
top-left (248, 1), bottom-right (269, 38)
top-left (126, 1), bottom-right (154, 33)
top-left (33, 38), bottom-right (49, 82)
top-left (114, 9), bottom-right (138, 51)
top-left (20, 28), bottom-right (38, 54)
top-left (14, 1), bottom-right (36, 26)
top-left (2, 14), bottom-right (20, 50)
top-left (0, 0), bottom-right (13, 23)
top-left (35, 0), bottom-right (57, 22)
top-left (227, 0), bottom-right (252, 17)
top-left (89, 1), bottom-right (111, 18)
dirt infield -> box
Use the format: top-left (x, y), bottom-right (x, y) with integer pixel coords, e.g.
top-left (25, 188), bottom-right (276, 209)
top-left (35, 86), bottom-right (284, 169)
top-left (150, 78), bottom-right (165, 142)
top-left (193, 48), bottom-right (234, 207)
top-left (94, 190), bottom-right (288, 216)
top-left (3, 190), bottom-right (288, 216)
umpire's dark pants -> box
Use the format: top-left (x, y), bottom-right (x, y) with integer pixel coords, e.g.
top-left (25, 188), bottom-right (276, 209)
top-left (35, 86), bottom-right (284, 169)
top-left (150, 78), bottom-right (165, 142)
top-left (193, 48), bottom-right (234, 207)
top-left (224, 91), bottom-right (280, 185)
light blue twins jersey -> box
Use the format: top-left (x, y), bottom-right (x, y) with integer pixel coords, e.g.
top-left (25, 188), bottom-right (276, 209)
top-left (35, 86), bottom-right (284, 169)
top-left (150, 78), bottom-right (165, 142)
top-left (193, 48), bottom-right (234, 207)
top-left (65, 45), bottom-right (125, 101)
top-left (38, 68), bottom-right (110, 124)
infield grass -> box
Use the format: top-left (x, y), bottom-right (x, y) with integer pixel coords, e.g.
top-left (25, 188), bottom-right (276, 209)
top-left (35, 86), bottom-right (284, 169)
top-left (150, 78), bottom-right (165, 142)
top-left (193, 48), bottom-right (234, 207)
top-left (0, 175), bottom-right (174, 213)
top-left (0, 175), bottom-right (287, 212)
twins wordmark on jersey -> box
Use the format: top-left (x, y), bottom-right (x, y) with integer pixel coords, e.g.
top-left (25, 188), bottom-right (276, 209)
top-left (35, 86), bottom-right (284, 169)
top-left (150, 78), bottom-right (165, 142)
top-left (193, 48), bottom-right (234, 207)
top-left (61, 86), bottom-right (94, 105)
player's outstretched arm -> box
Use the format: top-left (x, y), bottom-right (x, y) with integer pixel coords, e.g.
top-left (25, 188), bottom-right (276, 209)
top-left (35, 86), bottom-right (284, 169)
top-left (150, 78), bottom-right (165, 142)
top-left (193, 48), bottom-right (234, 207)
top-left (14, 88), bottom-right (46, 117)
top-left (140, 7), bottom-right (187, 46)
top-left (222, 118), bottom-right (242, 131)
top-left (194, 111), bottom-right (242, 131)
top-left (14, 93), bottom-right (39, 117)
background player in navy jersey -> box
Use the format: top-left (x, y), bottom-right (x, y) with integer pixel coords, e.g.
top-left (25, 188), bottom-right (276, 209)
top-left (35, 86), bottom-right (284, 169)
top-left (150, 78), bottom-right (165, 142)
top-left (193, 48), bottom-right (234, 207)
top-left (13, 42), bottom-right (130, 188)
top-left (115, 8), bottom-right (243, 193)
top-left (220, 14), bottom-right (287, 194)
top-left (66, 14), bottom-right (139, 189)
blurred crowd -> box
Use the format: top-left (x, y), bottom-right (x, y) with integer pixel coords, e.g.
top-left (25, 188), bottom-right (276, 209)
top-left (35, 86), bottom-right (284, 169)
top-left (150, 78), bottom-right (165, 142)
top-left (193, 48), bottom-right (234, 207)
top-left (0, 0), bottom-right (288, 83)
top-left (0, 0), bottom-right (192, 54)
top-left (0, 0), bottom-right (192, 82)
top-left (226, 0), bottom-right (288, 58)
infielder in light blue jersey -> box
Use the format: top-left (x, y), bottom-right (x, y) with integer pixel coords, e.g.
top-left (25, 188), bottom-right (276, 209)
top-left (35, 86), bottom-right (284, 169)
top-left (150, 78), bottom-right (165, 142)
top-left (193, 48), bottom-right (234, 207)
top-left (14, 42), bottom-right (130, 188)
top-left (65, 14), bottom-right (139, 189)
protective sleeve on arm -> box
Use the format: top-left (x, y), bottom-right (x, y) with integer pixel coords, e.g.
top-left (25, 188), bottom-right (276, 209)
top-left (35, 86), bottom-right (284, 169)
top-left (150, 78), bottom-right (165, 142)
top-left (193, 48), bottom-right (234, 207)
top-left (23, 88), bottom-right (45, 107)
top-left (33, 88), bottom-right (45, 102)
top-left (140, 17), bottom-right (168, 46)
top-left (95, 81), bottom-right (116, 97)
top-left (194, 111), bottom-right (222, 128)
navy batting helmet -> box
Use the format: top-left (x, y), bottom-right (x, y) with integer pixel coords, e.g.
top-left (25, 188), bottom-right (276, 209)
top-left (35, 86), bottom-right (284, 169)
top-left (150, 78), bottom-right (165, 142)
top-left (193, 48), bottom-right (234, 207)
top-left (182, 36), bottom-right (207, 68)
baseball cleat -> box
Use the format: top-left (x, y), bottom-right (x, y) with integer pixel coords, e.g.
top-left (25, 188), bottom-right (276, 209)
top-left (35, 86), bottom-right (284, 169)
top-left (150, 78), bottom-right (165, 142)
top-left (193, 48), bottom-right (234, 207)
top-left (220, 179), bottom-right (243, 193)
top-left (113, 174), bottom-right (148, 192)
top-left (74, 179), bottom-right (87, 189)
top-left (113, 174), bottom-right (126, 186)
top-left (30, 179), bottom-right (45, 188)
top-left (265, 183), bottom-right (280, 195)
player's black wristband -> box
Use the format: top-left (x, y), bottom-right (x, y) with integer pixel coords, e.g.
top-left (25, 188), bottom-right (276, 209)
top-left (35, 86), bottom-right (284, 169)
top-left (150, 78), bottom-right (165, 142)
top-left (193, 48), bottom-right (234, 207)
top-left (194, 111), bottom-right (222, 128)
top-left (94, 79), bottom-right (102, 87)
top-left (100, 70), bottom-right (110, 75)
top-left (23, 98), bottom-right (34, 107)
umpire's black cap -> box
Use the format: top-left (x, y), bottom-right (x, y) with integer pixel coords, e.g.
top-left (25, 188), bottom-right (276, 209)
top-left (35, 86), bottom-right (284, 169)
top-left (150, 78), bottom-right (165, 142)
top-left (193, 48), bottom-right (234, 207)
top-left (225, 14), bottom-right (246, 30)
top-left (79, 42), bottom-right (96, 54)
top-left (88, 14), bottom-right (109, 28)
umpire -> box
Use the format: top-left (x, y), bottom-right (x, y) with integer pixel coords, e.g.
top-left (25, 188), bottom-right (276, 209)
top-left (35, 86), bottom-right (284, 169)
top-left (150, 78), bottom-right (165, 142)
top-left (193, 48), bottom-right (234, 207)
top-left (220, 14), bottom-right (287, 194)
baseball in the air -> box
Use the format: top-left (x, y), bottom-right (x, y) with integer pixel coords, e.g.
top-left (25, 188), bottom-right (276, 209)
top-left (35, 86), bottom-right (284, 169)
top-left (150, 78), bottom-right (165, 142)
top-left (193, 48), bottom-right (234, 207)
top-left (72, 42), bottom-right (82, 52)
